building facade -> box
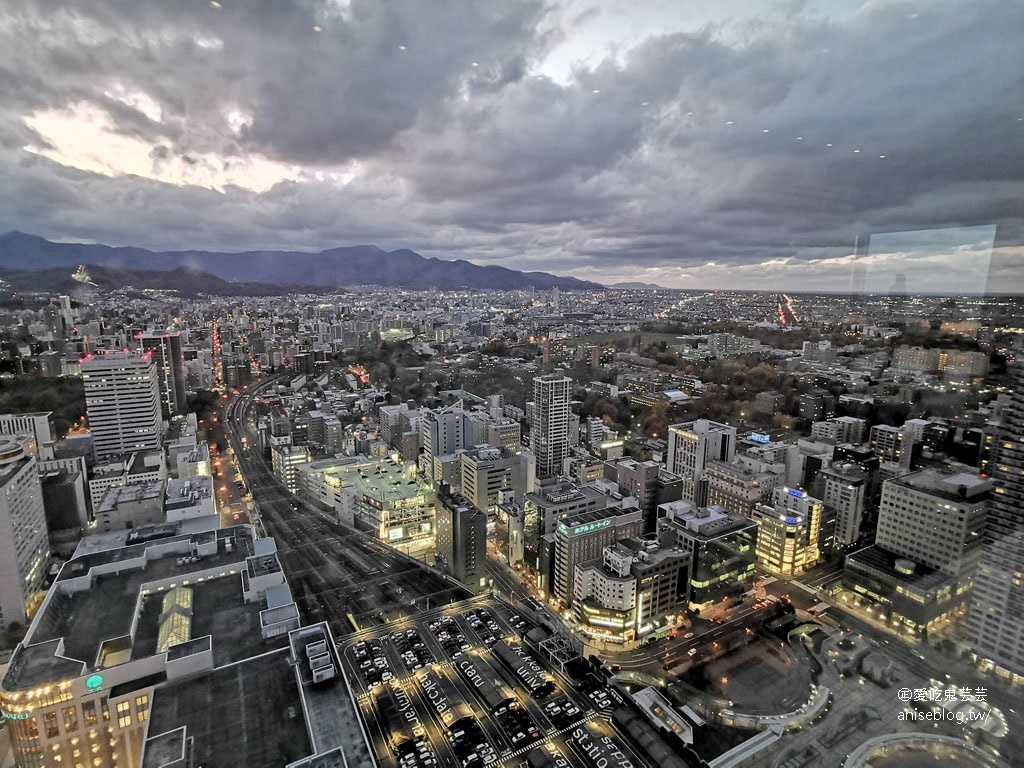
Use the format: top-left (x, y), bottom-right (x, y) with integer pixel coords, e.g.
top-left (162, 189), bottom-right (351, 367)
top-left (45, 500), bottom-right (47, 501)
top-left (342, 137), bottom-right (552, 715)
top-left (752, 487), bottom-right (823, 577)
top-left (819, 461), bottom-right (869, 547)
top-left (0, 441), bottom-right (49, 627)
top-left (139, 332), bottom-right (187, 419)
top-left (434, 485), bottom-right (487, 590)
top-left (665, 419), bottom-right (736, 505)
top-left (82, 352), bottom-right (162, 461)
top-left (529, 373), bottom-right (572, 479)
top-left (968, 367), bottom-right (1024, 682)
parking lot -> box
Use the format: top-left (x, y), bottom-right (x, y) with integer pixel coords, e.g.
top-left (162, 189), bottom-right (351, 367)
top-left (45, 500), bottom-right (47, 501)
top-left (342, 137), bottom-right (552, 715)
top-left (338, 596), bottom-right (645, 768)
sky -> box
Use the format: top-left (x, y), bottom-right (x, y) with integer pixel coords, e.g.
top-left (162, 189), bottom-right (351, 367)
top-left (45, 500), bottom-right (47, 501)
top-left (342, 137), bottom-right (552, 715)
top-left (1, 0), bottom-right (1022, 291)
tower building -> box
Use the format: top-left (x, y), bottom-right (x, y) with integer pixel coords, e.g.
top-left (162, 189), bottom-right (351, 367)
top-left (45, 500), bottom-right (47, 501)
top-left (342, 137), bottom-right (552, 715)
top-left (968, 367), bottom-right (1024, 681)
top-left (140, 332), bottom-right (187, 418)
top-left (529, 373), bottom-right (572, 479)
top-left (82, 352), bottom-right (162, 460)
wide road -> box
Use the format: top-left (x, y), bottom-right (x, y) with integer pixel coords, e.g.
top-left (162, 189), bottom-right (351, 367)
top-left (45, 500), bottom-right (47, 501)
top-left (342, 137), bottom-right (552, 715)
top-left (222, 376), bottom-right (471, 638)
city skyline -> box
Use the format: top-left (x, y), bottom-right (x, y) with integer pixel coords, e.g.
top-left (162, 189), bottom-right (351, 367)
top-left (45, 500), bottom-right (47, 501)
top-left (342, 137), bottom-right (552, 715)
top-left (2, 0), bottom-right (1022, 290)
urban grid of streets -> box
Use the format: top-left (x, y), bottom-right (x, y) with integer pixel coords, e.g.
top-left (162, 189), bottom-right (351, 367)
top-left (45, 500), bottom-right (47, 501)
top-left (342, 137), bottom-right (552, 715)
top-left (210, 324), bottom-right (1023, 767)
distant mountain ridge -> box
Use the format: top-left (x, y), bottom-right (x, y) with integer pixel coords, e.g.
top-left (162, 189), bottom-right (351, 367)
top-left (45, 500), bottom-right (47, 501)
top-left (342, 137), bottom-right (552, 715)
top-left (0, 232), bottom-right (602, 291)
top-left (608, 281), bottom-right (667, 290)
top-left (0, 263), bottom-right (327, 297)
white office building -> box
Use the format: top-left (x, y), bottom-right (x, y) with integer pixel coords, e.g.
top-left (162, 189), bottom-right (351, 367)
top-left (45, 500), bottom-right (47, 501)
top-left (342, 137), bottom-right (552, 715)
top-left (666, 419), bottom-right (736, 505)
top-left (82, 352), bottom-right (162, 460)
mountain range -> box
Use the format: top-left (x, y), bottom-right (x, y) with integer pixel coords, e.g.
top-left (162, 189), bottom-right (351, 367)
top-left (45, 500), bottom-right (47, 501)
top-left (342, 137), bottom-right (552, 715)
top-left (0, 232), bottom-right (602, 292)
top-left (608, 281), bottom-right (667, 290)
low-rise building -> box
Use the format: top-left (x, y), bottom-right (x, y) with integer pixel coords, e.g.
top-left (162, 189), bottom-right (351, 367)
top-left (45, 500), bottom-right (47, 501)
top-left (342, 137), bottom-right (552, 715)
top-left (164, 476), bottom-right (217, 522)
top-left (573, 539), bottom-right (690, 644)
top-left (94, 481), bottom-right (166, 533)
top-left (342, 456), bottom-right (435, 553)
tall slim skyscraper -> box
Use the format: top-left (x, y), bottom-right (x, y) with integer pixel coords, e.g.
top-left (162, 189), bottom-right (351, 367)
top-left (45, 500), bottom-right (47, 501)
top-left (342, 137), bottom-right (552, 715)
top-left (82, 352), bottom-right (162, 460)
top-left (968, 367), bottom-right (1024, 681)
top-left (529, 373), bottom-right (572, 478)
top-left (140, 331), bottom-right (187, 418)
top-left (0, 440), bottom-right (49, 627)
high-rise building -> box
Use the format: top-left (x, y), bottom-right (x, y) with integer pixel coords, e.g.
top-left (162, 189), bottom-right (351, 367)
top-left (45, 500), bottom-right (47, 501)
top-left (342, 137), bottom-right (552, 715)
top-left (968, 367), bottom-right (1024, 681)
top-left (435, 485), bottom-right (487, 590)
top-left (529, 373), bottom-right (572, 479)
top-left (657, 501), bottom-right (758, 611)
top-left (82, 352), bottom-right (162, 460)
top-left (819, 461), bottom-right (869, 547)
top-left (810, 416), bottom-right (867, 445)
top-left (876, 469), bottom-right (989, 575)
top-left (420, 404), bottom-right (467, 481)
top-left (0, 412), bottom-right (55, 459)
top-left (0, 524), bottom-right (303, 768)
top-left (704, 460), bottom-right (780, 518)
top-left (459, 444), bottom-right (534, 519)
top-left (870, 424), bottom-right (907, 467)
top-left (58, 294), bottom-right (75, 331)
top-left (0, 440), bottom-right (49, 627)
top-left (140, 332), bottom-right (187, 419)
top-left (843, 467), bottom-right (991, 638)
top-left (665, 419), bottom-right (736, 504)
top-left (552, 505), bottom-right (643, 606)
top-left (752, 487), bottom-right (823, 577)
top-left (606, 458), bottom-right (684, 534)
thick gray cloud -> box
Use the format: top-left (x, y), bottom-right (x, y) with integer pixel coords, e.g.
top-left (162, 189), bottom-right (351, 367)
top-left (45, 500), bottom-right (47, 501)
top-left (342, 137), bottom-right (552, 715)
top-left (0, 0), bottom-right (1021, 290)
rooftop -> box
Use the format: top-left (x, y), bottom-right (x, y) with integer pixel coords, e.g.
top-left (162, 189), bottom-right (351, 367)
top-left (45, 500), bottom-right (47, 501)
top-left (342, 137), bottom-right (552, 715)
top-left (0, 454), bottom-right (32, 488)
top-left (890, 468), bottom-right (992, 502)
top-left (352, 458), bottom-right (426, 503)
top-left (846, 545), bottom-right (956, 592)
top-left (96, 481), bottom-right (164, 514)
top-left (659, 501), bottom-right (756, 539)
top-left (290, 625), bottom-right (372, 764)
top-left (529, 479), bottom-right (606, 507)
top-left (164, 476), bottom-right (213, 510)
top-left (3, 527), bottom-right (259, 690)
top-left (72, 516), bottom-right (220, 558)
top-left (143, 649), bottom-right (310, 768)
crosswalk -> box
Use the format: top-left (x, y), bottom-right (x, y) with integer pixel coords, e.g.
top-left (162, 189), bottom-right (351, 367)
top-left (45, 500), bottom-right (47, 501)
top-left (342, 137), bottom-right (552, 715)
top-left (499, 711), bottom-right (599, 763)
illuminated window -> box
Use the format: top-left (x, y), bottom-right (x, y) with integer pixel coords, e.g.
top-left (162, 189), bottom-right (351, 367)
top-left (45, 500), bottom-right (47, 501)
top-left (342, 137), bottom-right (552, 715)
top-left (63, 706), bottom-right (79, 733)
top-left (44, 711), bottom-right (60, 738)
top-left (135, 695), bottom-right (149, 722)
top-left (116, 701), bottom-right (131, 729)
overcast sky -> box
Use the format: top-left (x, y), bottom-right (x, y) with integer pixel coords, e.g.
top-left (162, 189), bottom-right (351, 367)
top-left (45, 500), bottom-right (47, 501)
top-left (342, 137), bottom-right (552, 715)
top-left (1, 0), bottom-right (1022, 291)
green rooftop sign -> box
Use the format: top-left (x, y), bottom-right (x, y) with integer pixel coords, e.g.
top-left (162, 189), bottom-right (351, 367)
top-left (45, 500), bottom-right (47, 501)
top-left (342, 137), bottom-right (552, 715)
top-left (573, 519), bottom-right (611, 536)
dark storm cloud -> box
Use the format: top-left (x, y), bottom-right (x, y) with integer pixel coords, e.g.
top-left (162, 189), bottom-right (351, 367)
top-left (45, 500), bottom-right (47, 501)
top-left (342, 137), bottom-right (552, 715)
top-left (0, 0), bottom-right (1021, 289)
